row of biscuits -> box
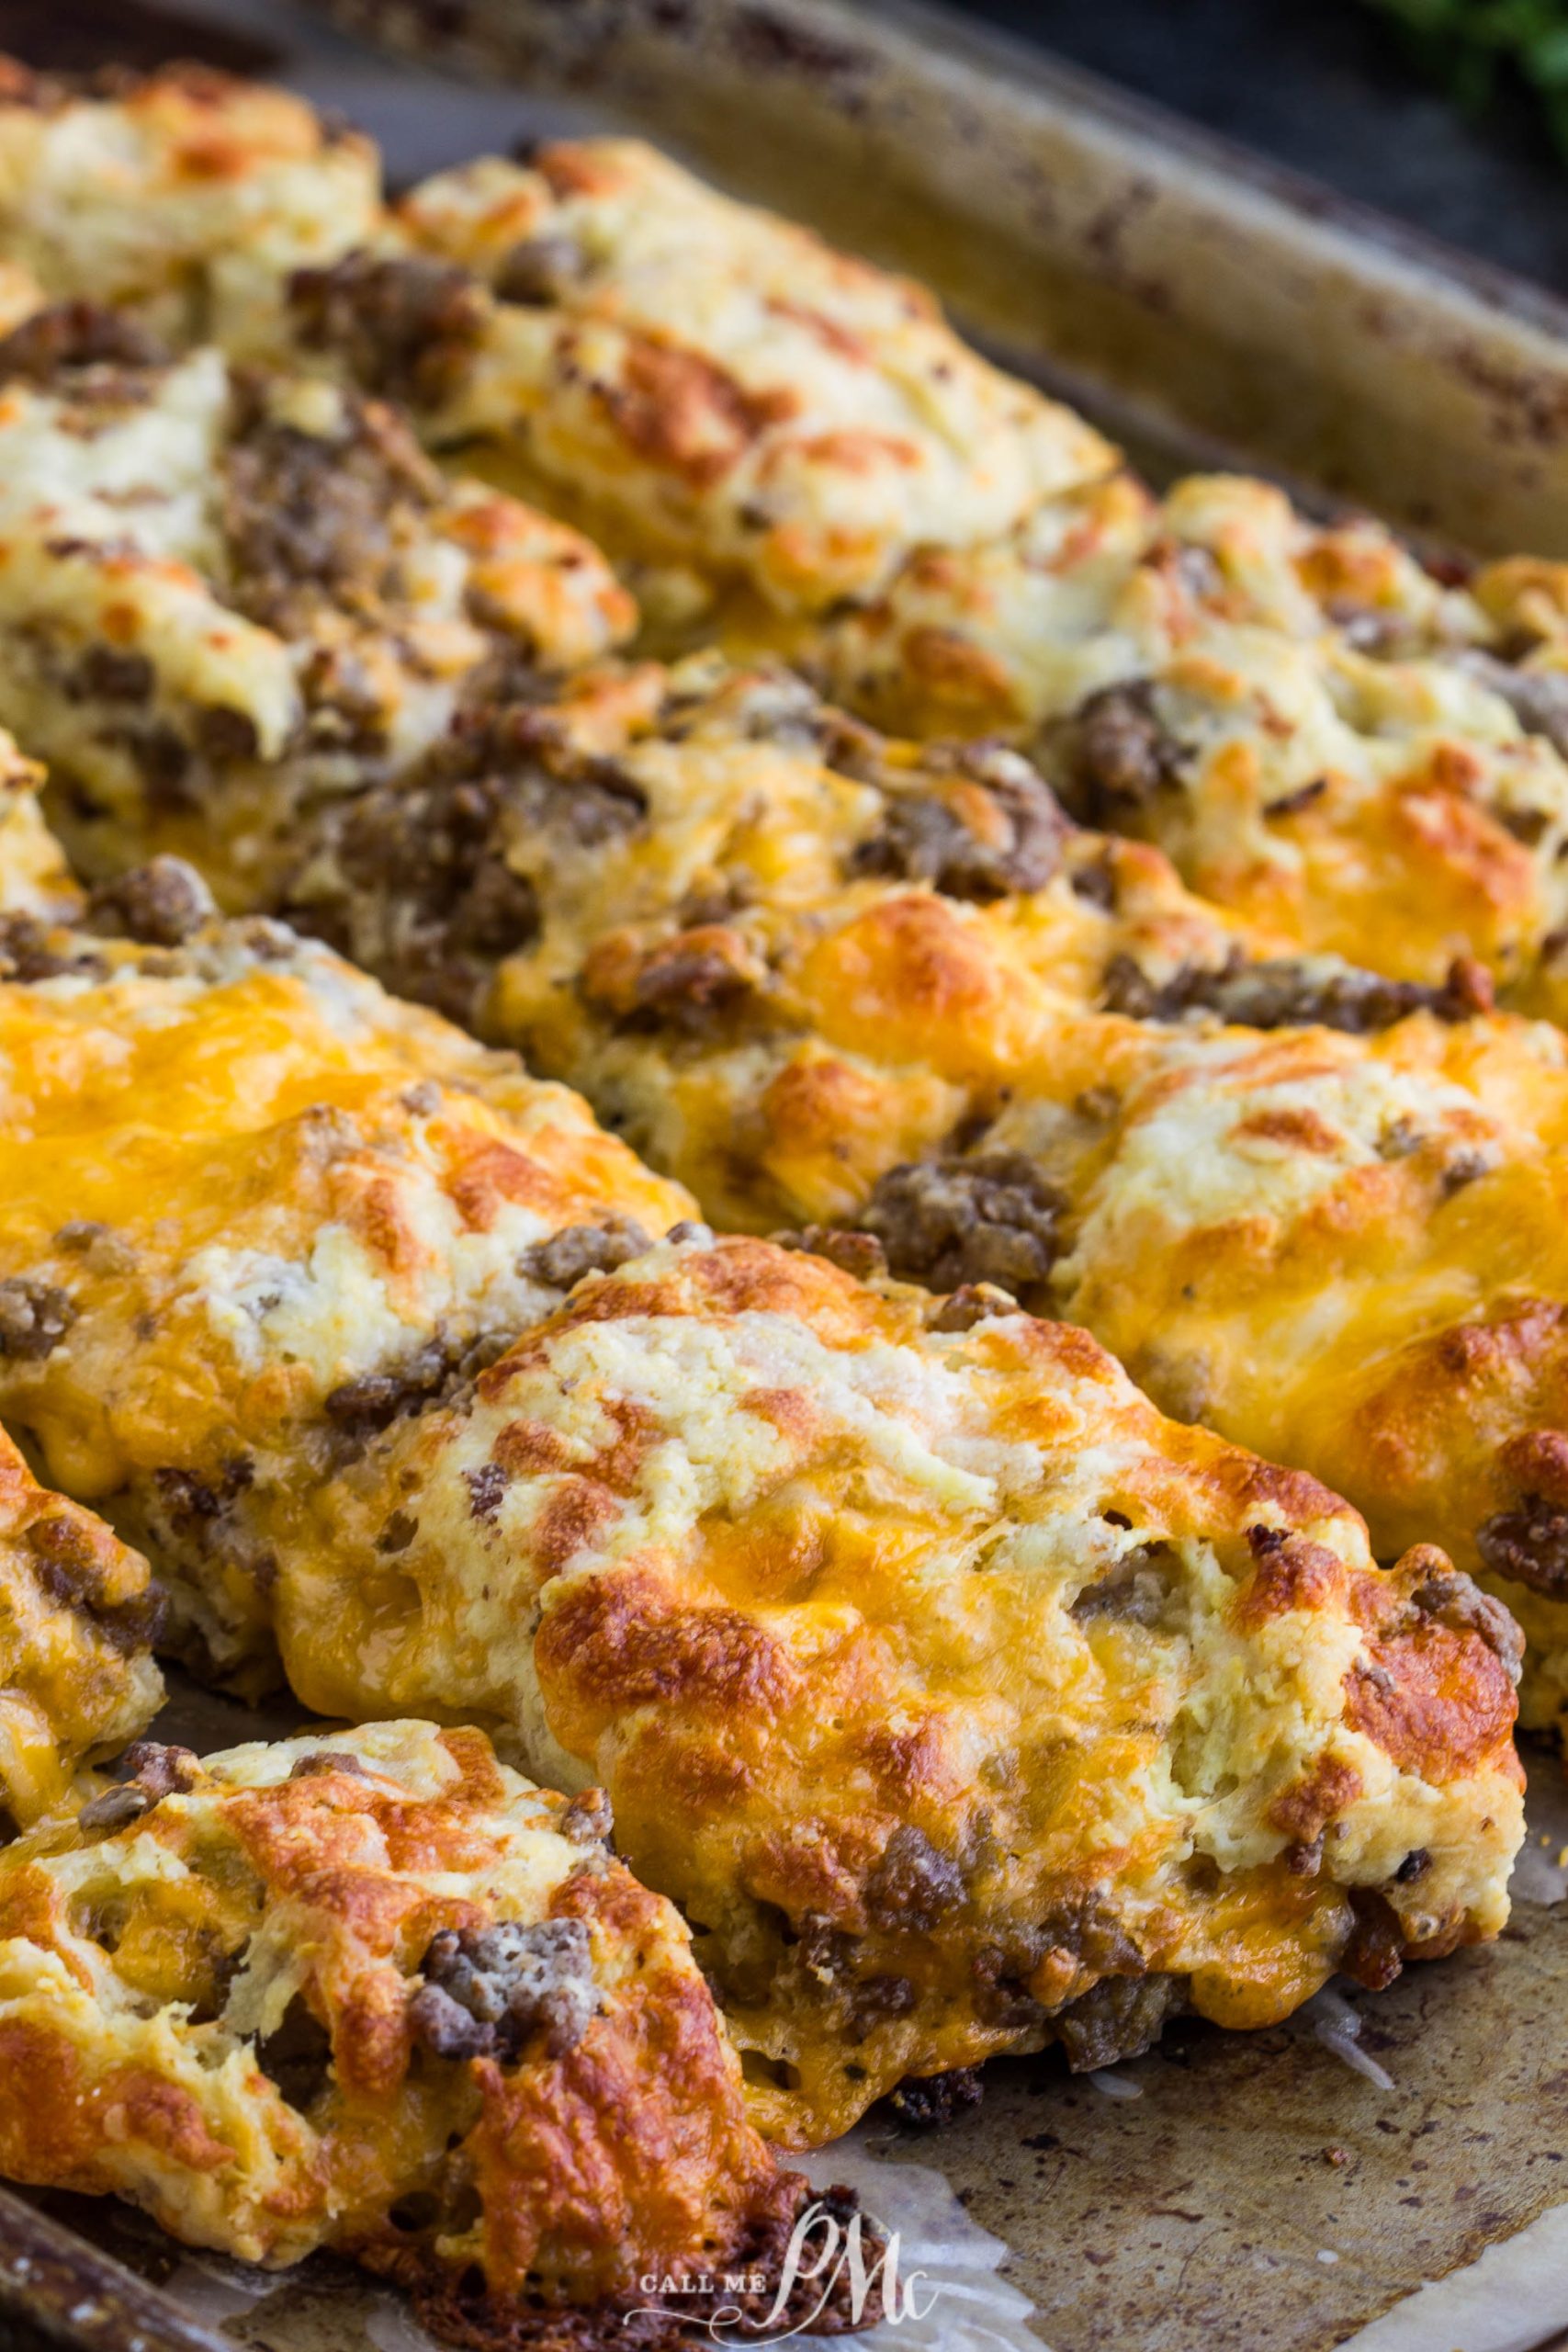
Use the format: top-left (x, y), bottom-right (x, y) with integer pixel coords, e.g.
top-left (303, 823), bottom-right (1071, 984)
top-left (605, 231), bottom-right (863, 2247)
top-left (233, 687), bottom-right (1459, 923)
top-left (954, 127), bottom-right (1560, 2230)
top-left (0, 216), bottom-right (1562, 1740)
top-left (0, 51), bottom-right (1543, 2339)
top-left (0, 754), bottom-right (1528, 2314)
top-left (0, 755), bottom-right (850, 2333)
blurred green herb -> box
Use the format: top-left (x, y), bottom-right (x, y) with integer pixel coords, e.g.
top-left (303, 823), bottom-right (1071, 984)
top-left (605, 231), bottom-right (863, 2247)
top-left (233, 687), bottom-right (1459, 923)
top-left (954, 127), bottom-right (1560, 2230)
top-left (1366, 0), bottom-right (1568, 157)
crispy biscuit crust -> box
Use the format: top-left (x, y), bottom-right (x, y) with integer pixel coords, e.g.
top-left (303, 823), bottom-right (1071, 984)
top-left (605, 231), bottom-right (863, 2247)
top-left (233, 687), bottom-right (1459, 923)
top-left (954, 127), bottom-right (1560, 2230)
top-left (0, 1717), bottom-right (822, 2328)
top-left (0, 890), bottom-right (689, 1684)
top-left (280, 1234), bottom-right (1522, 2146)
top-left (309, 140), bottom-right (1113, 617)
top-left (265, 661), bottom-right (1568, 1736)
top-left (0, 59), bottom-right (380, 352)
top-left (0, 318), bottom-right (634, 904)
top-left (821, 471), bottom-right (1568, 1018)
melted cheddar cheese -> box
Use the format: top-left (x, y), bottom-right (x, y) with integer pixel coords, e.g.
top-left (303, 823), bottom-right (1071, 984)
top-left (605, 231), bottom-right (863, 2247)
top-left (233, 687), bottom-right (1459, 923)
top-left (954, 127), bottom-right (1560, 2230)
top-left (997, 1009), bottom-right (1568, 1735)
top-left (303, 140), bottom-right (1114, 621)
top-left (271, 656), bottom-right (1475, 1219)
top-left (281, 1235), bottom-right (1522, 2145)
top-left (0, 800), bottom-right (1522, 2149)
top-left (0, 1718), bottom-right (818, 2328)
top-left (0, 59), bottom-right (379, 353)
top-left (821, 471), bottom-right (1568, 1015)
top-left (0, 888), bottom-right (689, 1684)
top-left (0, 727), bottom-right (75, 920)
top-left (0, 733), bottom-right (164, 1819)
top-left (259, 662), bottom-right (1568, 1735)
top-left (0, 319), bottom-right (635, 905)
top-left (8, 65), bottom-right (1568, 1023)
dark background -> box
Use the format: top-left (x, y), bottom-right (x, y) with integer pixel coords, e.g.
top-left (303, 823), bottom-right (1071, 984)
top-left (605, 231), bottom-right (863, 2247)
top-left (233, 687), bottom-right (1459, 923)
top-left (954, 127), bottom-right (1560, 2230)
top-left (952, 0), bottom-right (1568, 290)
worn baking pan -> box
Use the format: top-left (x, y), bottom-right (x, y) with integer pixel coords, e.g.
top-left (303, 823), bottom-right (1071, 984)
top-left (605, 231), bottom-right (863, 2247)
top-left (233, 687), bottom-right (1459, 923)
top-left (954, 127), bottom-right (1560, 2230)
top-left (3, 1), bottom-right (1568, 2347)
top-left (285, 0), bottom-right (1568, 560)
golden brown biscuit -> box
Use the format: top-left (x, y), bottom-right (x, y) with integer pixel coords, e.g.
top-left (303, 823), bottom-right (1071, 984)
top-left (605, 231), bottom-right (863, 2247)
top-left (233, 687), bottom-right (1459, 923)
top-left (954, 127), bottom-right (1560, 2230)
top-left (0, 1429), bottom-right (161, 1828)
top-left (821, 471), bottom-right (1478, 741)
top-left (271, 123), bottom-right (1568, 1020)
top-left (971, 1007), bottom-right (1568, 1741)
top-left (0, 1718), bottom-right (846, 2336)
top-left (818, 472), bottom-right (1568, 1019)
top-left (0, 800), bottom-right (1521, 2145)
top-left (0, 729), bottom-right (164, 1823)
top-left (0, 876), bottom-right (689, 1686)
top-left (0, 726), bottom-right (76, 922)
top-left (0, 305), bottom-right (636, 906)
top-left (7, 62), bottom-right (1563, 1020)
top-left (0, 59), bottom-right (380, 354)
top-left (277, 121), bottom-right (1568, 1018)
top-left (257, 661), bottom-right (1568, 1738)
top-left (291, 140), bottom-right (1114, 623)
top-left (279, 657), bottom-right (1490, 1224)
top-left (280, 1232), bottom-right (1523, 2145)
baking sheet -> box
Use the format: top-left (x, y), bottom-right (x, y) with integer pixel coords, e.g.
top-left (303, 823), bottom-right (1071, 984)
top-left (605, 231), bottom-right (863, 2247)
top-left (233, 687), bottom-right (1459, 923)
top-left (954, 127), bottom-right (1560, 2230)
top-left (1, 0), bottom-right (1568, 2344)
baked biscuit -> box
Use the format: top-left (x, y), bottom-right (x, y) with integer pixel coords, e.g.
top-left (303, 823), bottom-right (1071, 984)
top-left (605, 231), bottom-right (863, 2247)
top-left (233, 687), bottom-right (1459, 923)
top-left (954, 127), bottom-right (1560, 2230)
top-left (278, 1232), bottom-right (1523, 2145)
top-left (279, 116), bottom-right (1568, 1019)
top-left (0, 1429), bottom-right (161, 1828)
top-left (10, 63), bottom-right (1565, 1020)
top-left (280, 657), bottom-right (1491, 1227)
top-left (0, 60), bottom-right (379, 354)
top-left (0, 876), bottom-right (689, 1685)
top-left (265, 661), bottom-right (1568, 1736)
top-left (964, 1007), bottom-right (1568, 1741)
top-left (0, 731), bottom-right (164, 1822)
top-left (289, 140), bottom-right (1114, 622)
top-left (820, 470), bottom-right (1481, 741)
top-left (0, 1718), bottom-right (846, 2335)
top-left (0, 303), bottom-right (636, 904)
top-left (820, 472), bottom-right (1568, 1019)
top-left (814, 996), bottom-right (1568, 1747)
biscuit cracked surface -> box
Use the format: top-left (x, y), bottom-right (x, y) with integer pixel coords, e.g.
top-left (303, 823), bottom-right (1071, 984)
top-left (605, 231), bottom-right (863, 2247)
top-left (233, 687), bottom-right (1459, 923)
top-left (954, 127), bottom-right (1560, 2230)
top-left (0, 59), bottom-right (380, 352)
top-left (0, 58), bottom-right (1540, 2205)
top-left (0, 1718), bottom-right (836, 2339)
top-left (282, 1231), bottom-right (1522, 2146)
top-left (0, 1429), bottom-right (161, 1828)
top-left (0, 300), bottom-right (634, 907)
top-left (0, 873), bottom-right (688, 1685)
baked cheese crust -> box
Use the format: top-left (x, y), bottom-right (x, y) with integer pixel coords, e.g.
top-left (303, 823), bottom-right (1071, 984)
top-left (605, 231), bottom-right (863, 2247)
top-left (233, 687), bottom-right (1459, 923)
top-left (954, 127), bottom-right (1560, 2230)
top-left (276, 656), bottom-right (1488, 1218)
top-left (819, 471), bottom-right (1568, 1018)
top-left (0, 60), bottom-right (379, 354)
top-left (12, 63), bottom-right (1568, 1020)
top-left (0, 733), bottom-right (164, 1822)
top-left (0, 303), bottom-right (635, 905)
top-left (0, 1428), bottom-right (161, 1827)
top-left (0, 797), bottom-right (1520, 2146)
top-left (0, 874), bottom-right (689, 1686)
top-left (256, 661), bottom-right (1568, 1735)
top-left (292, 141), bottom-right (1114, 619)
top-left (279, 1232), bottom-right (1521, 2146)
top-left (0, 1718), bottom-right (831, 2334)
top-left (982, 1008), bottom-right (1568, 1741)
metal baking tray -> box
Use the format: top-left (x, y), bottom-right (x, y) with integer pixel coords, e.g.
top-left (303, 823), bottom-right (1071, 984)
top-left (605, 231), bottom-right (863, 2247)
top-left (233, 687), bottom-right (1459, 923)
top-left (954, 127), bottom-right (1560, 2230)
top-left (4, 1), bottom-right (1568, 2346)
top-left (300, 0), bottom-right (1568, 560)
